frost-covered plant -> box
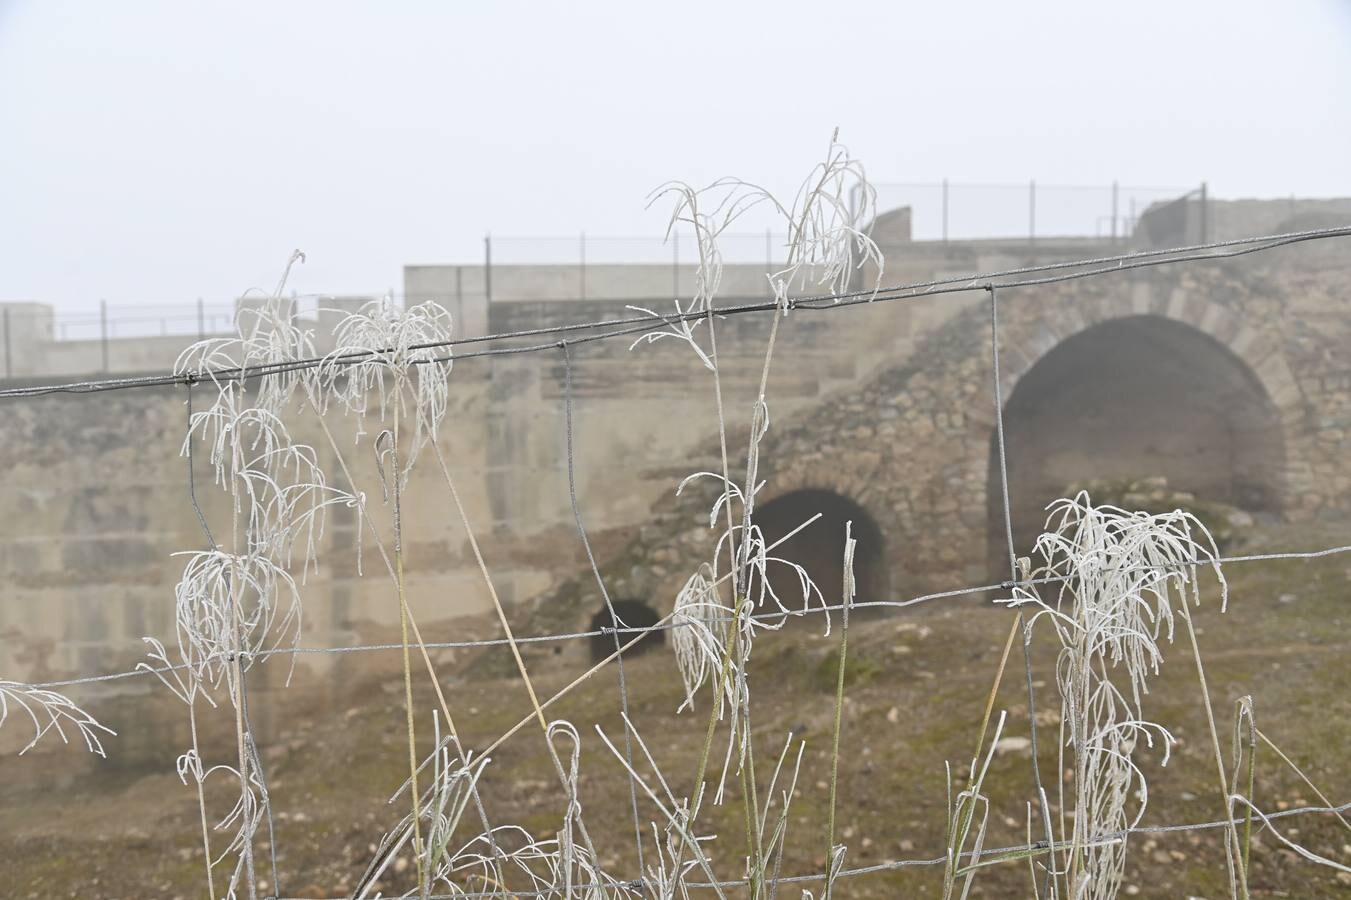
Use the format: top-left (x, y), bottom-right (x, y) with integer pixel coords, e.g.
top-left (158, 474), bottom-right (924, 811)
top-left (941, 712), bottom-right (1007, 900)
top-left (150, 251), bottom-right (355, 899)
top-left (0, 680), bottom-right (115, 756)
top-left (311, 296), bottom-right (459, 894)
top-left (1000, 493), bottom-right (1227, 899)
top-left (358, 717), bottom-right (650, 899)
top-left (317, 297), bottom-right (454, 481)
top-left (670, 562), bottom-right (728, 714)
top-left (625, 135), bottom-right (882, 898)
top-left (176, 250), bottom-right (316, 422)
top-left (170, 550), bottom-right (302, 686)
top-left (598, 715), bottom-right (808, 900)
top-left (355, 720), bottom-right (491, 897)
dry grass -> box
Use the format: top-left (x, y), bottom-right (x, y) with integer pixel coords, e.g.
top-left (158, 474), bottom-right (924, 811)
top-left (2, 522), bottom-right (1348, 897)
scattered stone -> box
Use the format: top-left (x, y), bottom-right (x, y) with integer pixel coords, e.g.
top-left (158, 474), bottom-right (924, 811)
top-left (898, 838), bottom-right (916, 852)
top-left (886, 706), bottom-right (901, 724)
top-left (994, 736), bottom-right (1031, 756)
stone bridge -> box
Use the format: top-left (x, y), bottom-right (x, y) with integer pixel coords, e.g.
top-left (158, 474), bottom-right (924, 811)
top-left (2, 198), bottom-right (1349, 702)
top-left (518, 245), bottom-right (1349, 653)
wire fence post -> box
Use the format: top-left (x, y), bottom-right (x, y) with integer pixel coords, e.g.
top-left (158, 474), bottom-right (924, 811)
top-left (1200, 181), bottom-right (1209, 244)
top-left (484, 233), bottom-right (493, 303)
top-left (766, 227), bottom-right (773, 298)
top-left (1111, 180), bottom-right (1120, 244)
top-left (1028, 179), bottom-right (1036, 246)
top-left (942, 177), bottom-right (949, 243)
top-left (3, 307), bottom-right (11, 379)
top-left (196, 297), bottom-right (205, 342)
top-left (100, 299), bottom-right (109, 372)
top-left (672, 230), bottom-right (680, 301)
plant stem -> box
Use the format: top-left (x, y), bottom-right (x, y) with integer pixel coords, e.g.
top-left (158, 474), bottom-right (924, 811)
top-left (306, 396), bottom-right (498, 853)
top-left (390, 410), bottom-right (428, 897)
top-left (824, 581), bottom-right (852, 899)
top-left (227, 497), bottom-right (257, 900)
top-left (1242, 710), bottom-right (1256, 882)
top-left (1179, 603), bottom-right (1243, 900)
top-left (188, 699), bottom-right (216, 900)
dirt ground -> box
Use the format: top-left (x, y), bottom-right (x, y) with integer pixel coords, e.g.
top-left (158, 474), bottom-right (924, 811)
top-left (2, 521), bottom-right (1349, 898)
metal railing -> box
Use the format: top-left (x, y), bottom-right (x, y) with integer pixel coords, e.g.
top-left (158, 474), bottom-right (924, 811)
top-left (0, 180), bottom-right (1209, 373)
top-left (869, 180), bottom-right (1203, 243)
top-left (479, 181), bottom-right (1205, 301)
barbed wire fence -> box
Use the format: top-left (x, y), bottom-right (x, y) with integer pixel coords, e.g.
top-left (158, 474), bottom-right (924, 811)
top-left (3, 214), bottom-right (1351, 899)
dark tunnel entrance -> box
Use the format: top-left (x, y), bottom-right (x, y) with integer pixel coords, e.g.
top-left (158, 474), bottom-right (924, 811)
top-left (989, 315), bottom-right (1284, 557)
top-left (590, 599), bottom-right (664, 663)
top-left (748, 489), bottom-right (887, 621)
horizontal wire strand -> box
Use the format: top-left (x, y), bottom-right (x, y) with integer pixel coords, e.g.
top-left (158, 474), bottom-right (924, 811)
top-left (24, 542), bottom-right (1351, 691)
top-left (266, 802), bottom-right (1351, 898)
top-left (3, 225), bottom-right (1349, 401)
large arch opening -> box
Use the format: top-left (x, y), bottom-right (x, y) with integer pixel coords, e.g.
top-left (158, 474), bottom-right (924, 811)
top-left (590, 599), bottom-right (664, 663)
top-left (989, 315), bottom-right (1284, 555)
top-left (749, 489), bottom-right (887, 619)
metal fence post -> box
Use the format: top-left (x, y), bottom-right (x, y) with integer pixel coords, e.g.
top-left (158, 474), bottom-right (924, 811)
top-left (1028, 179), bottom-right (1036, 245)
top-left (942, 178), bottom-right (949, 243)
top-left (1199, 182), bottom-right (1209, 243)
top-left (765, 228), bottom-right (773, 298)
top-left (672, 230), bottom-right (679, 301)
top-left (484, 234), bottom-right (493, 303)
top-left (1111, 180), bottom-right (1119, 243)
top-left (100, 299), bottom-right (109, 372)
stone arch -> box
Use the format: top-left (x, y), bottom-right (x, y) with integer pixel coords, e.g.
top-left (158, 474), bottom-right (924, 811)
top-left (589, 598), bottom-right (664, 663)
top-left (994, 283), bottom-right (1304, 424)
top-left (986, 304), bottom-right (1290, 555)
top-left (748, 487), bottom-right (888, 614)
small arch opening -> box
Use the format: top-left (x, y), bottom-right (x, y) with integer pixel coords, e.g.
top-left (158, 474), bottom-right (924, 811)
top-left (748, 489), bottom-right (887, 622)
top-left (590, 599), bottom-right (664, 663)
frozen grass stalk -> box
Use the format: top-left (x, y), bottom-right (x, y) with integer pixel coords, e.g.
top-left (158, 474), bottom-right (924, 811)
top-left (1001, 492), bottom-right (1227, 899)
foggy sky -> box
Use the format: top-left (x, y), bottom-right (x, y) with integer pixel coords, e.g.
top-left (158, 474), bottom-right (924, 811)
top-left (2, 0), bottom-right (1348, 314)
